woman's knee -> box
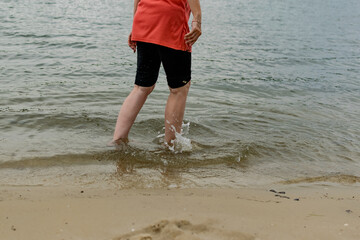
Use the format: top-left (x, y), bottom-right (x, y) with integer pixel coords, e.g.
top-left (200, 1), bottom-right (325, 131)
top-left (134, 84), bottom-right (155, 95)
top-left (169, 81), bottom-right (191, 95)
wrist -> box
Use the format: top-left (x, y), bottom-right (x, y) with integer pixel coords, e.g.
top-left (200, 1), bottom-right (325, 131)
top-left (192, 13), bottom-right (202, 23)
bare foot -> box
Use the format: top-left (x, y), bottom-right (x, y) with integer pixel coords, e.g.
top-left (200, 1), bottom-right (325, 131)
top-left (107, 138), bottom-right (129, 150)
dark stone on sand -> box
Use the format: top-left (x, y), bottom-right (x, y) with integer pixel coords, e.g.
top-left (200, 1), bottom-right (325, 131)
top-left (278, 191), bottom-right (286, 194)
top-left (11, 225), bottom-right (16, 231)
top-left (80, 191), bottom-right (84, 193)
top-left (269, 189), bottom-right (277, 193)
top-left (345, 209), bottom-right (352, 214)
top-left (294, 198), bottom-right (300, 201)
top-left (275, 194), bottom-right (290, 199)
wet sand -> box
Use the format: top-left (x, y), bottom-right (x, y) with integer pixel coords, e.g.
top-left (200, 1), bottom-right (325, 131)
top-left (0, 185), bottom-right (359, 240)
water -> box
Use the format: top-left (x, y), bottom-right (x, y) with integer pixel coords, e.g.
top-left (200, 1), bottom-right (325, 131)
top-left (1, 0), bottom-right (360, 188)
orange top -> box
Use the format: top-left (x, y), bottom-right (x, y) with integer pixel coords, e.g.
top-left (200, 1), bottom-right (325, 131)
top-left (131, 0), bottom-right (191, 52)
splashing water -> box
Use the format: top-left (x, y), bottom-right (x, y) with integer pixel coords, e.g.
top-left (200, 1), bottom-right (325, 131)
top-left (157, 122), bottom-right (192, 153)
top-left (181, 122), bottom-right (190, 135)
top-left (171, 130), bottom-right (192, 153)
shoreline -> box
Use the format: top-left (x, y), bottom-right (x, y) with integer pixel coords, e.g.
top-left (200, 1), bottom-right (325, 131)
top-left (1, 185), bottom-right (359, 240)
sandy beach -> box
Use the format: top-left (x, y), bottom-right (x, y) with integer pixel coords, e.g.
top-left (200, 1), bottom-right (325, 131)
top-left (0, 185), bottom-right (359, 240)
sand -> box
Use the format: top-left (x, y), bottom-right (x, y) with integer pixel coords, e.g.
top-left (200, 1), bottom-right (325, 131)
top-left (0, 185), bottom-right (359, 240)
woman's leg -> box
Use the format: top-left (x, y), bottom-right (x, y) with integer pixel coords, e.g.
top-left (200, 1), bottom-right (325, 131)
top-left (164, 81), bottom-right (191, 144)
top-left (113, 84), bottom-right (155, 142)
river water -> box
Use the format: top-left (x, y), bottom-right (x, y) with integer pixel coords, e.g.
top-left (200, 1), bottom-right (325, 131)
top-left (1, 0), bottom-right (360, 188)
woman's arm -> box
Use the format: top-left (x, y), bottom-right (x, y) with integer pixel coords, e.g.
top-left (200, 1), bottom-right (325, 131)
top-left (133, 0), bottom-right (140, 15)
top-left (128, 0), bottom-right (141, 52)
top-left (185, 0), bottom-right (202, 46)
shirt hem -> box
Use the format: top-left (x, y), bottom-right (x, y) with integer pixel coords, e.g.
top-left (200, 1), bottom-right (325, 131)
top-left (131, 37), bottom-right (191, 52)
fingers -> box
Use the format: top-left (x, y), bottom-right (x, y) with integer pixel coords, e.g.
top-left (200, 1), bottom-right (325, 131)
top-left (130, 42), bottom-right (136, 53)
top-left (185, 29), bottom-right (201, 46)
top-left (185, 22), bottom-right (202, 46)
top-left (128, 33), bottom-right (137, 53)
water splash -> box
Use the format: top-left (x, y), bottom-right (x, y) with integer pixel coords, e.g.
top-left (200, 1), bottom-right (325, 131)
top-left (236, 153), bottom-right (241, 163)
top-left (181, 122), bottom-right (190, 135)
top-left (170, 130), bottom-right (192, 153)
top-left (158, 122), bottom-right (193, 153)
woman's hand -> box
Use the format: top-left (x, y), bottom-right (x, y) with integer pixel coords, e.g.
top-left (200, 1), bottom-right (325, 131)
top-left (185, 21), bottom-right (202, 47)
top-left (128, 32), bottom-right (137, 53)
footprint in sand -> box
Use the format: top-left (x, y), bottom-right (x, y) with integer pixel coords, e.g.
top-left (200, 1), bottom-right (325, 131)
top-left (114, 219), bottom-right (254, 240)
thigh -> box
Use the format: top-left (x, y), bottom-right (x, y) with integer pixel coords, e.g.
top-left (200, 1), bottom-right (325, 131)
top-left (135, 42), bottom-right (161, 87)
top-left (158, 46), bottom-right (191, 89)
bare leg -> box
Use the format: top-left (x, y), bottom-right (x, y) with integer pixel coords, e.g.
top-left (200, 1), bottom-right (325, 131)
top-left (164, 81), bottom-right (191, 145)
top-left (113, 85), bottom-right (155, 141)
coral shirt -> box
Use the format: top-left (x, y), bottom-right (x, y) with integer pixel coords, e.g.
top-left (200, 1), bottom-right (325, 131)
top-left (131, 0), bottom-right (191, 52)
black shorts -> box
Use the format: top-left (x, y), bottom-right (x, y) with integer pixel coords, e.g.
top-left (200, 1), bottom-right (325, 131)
top-left (135, 42), bottom-right (191, 89)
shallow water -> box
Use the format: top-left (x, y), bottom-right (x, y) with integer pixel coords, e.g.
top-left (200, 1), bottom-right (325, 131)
top-left (1, 0), bottom-right (360, 188)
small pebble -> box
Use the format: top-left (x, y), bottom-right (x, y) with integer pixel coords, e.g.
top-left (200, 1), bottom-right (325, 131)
top-left (278, 191), bottom-right (286, 194)
top-left (294, 198), bottom-right (300, 201)
top-left (80, 191), bottom-right (84, 193)
top-left (345, 210), bottom-right (352, 214)
top-left (11, 225), bottom-right (16, 231)
top-left (344, 223), bottom-right (349, 227)
top-left (269, 189), bottom-right (277, 193)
